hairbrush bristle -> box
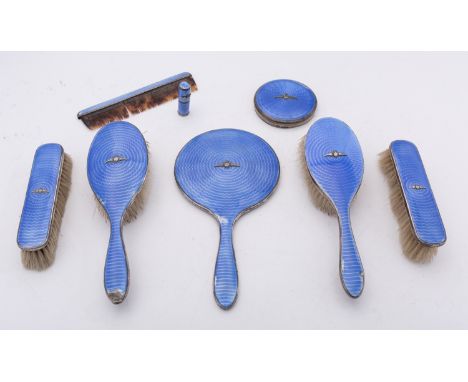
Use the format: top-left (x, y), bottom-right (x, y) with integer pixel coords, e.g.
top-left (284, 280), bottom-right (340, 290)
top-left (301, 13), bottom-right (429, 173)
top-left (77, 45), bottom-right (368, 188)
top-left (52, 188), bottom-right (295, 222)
top-left (379, 149), bottom-right (437, 263)
top-left (22, 153), bottom-right (72, 270)
top-left (299, 136), bottom-right (337, 216)
top-left (95, 143), bottom-right (149, 224)
top-left (123, 166), bottom-right (149, 224)
top-left (94, 181), bottom-right (148, 224)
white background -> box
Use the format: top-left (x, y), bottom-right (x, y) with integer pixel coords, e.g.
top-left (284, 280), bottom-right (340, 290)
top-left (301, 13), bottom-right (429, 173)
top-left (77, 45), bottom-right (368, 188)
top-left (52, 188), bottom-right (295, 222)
top-left (2, 0), bottom-right (468, 380)
top-left (0, 52), bottom-right (465, 329)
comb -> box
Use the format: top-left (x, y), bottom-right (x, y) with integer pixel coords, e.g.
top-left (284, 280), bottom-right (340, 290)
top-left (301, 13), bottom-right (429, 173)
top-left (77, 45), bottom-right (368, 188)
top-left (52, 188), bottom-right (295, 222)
top-left (77, 72), bottom-right (197, 129)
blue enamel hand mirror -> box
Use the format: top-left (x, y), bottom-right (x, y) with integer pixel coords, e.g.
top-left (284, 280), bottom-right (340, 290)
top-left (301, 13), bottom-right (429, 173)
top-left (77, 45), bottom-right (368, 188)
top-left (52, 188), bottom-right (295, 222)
top-left (175, 129), bottom-right (280, 309)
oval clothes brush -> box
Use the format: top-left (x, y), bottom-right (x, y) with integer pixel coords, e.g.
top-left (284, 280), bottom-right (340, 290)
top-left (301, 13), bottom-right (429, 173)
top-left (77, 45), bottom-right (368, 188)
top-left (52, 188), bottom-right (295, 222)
top-left (17, 143), bottom-right (72, 270)
top-left (254, 79), bottom-right (317, 128)
top-left (380, 140), bottom-right (446, 262)
top-left (87, 121), bottom-right (148, 304)
top-left (301, 117), bottom-right (365, 298)
top-left (175, 129), bottom-right (280, 310)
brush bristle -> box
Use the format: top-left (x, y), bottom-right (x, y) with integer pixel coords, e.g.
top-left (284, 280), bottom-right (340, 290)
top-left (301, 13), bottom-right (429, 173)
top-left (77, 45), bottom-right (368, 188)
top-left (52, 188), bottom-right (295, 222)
top-left (122, 176), bottom-right (148, 224)
top-left (299, 136), bottom-right (337, 216)
top-left (95, 143), bottom-right (149, 224)
top-left (80, 77), bottom-right (198, 129)
top-left (379, 149), bottom-right (437, 263)
top-left (22, 153), bottom-right (72, 270)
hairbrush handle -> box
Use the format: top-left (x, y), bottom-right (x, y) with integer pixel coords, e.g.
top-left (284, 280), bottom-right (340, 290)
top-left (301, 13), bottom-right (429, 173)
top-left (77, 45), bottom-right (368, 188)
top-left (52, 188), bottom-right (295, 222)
top-left (214, 220), bottom-right (238, 309)
top-left (104, 222), bottom-right (129, 304)
top-left (339, 212), bottom-right (364, 298)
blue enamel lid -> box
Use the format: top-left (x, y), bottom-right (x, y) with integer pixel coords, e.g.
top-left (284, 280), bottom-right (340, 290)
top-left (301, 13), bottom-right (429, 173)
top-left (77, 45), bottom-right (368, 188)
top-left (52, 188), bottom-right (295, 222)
top-left (254, 79), bottom-right (317, 128)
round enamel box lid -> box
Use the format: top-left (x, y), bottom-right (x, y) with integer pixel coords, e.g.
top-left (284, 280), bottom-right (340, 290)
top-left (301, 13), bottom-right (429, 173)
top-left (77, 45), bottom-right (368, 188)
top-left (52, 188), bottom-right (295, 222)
top-left (254, 79), bottom-right (317, 128)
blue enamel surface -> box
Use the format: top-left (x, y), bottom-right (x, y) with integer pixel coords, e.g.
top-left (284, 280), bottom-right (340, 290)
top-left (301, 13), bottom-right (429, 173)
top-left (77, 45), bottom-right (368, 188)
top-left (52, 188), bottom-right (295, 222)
top-left (178, 81), bottom-right (191, 116)
top-left (78, 72), bottom-right (192, 117)
top-left (175, 129), bottom-right (280, 309)
top-left (254, 79), bottom-right (317, 126)
top-left (390, 140), bottom-right (446, 246)
top-left (305, 118), bottom-right (365, 298)
top-left (87, 121), bottom-right (148, 303)
top-left (18, 144), bottom-right (64, 250)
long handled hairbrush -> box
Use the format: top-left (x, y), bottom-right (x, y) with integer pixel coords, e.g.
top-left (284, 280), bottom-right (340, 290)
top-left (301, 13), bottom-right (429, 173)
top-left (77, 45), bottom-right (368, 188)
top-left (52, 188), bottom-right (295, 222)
top-left (17, 143), bottom-right (72, 270)
top-left (301, 117), bottom-right (365, 298)
top-left (87, 121), bottom-right (148, 304)
top-left (380, 140), bottom-right (446, 262)
top-left (175, 129), bottom-right (280, 309)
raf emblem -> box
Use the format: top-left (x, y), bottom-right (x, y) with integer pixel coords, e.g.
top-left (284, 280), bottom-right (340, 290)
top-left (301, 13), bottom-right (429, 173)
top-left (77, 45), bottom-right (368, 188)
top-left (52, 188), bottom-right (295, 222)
top-left (325, 150), bottom-right (347, 158)
top-left (32, 188), bottom-right (49, 194)
top-left (106, 156), bottom-right (127, 164)
top-left (214, 161), bottom-right (240, 169)
top-left (274, 93), bottom-right (297, 100)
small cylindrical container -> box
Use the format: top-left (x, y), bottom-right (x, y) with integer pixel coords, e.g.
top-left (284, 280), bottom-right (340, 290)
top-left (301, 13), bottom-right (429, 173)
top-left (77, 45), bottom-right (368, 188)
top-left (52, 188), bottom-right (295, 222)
top-left (178, 81), bottom-right (191, 116)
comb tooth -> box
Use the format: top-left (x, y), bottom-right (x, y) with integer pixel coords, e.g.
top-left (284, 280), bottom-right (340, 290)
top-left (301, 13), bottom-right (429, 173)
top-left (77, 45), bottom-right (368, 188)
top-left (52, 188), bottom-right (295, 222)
top-left (124, 84), bottom-right (180, 114)
top-left (125, 93), bottom-right (151, 114)
top-left (82, 105), bottom-right (130, 129)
